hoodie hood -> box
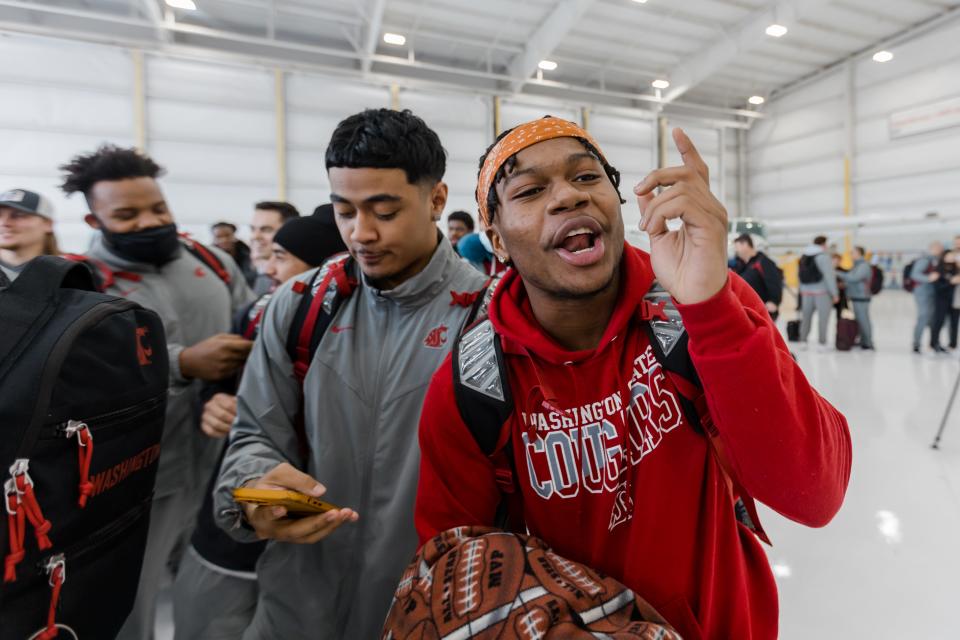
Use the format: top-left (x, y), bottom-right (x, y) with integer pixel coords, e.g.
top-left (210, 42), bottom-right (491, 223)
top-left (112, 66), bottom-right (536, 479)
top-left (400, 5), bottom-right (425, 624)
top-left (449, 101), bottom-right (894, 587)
top-left (802, 244), bottom-right (825, 257)
top-left (488, 242), bottom-right (655, 365)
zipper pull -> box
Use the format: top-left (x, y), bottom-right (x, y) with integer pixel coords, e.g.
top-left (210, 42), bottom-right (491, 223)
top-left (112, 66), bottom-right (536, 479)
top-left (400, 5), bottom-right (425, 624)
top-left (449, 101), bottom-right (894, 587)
top-left (9, 459), bottom-right (52, 550)
top-left (65, 421), bottom-right (94, 508)
top-left (38, 554), bottom-right (66, 640)
top-left (3, 479), bottom-right (25, 583)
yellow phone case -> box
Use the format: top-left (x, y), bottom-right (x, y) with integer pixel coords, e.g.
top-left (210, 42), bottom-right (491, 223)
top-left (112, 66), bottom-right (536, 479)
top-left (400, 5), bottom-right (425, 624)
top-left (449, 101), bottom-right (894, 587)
top-left (232, 488), bottom-right (339, 514)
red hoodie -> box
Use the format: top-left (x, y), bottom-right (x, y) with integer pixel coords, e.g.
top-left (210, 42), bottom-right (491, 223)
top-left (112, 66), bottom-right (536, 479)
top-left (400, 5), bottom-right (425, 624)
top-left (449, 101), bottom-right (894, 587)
top-left (415, 244), bottom-right (851, 640)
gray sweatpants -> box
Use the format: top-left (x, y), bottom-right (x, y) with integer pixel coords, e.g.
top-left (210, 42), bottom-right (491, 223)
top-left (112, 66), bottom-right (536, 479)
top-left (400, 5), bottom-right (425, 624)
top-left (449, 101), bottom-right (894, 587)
top-left (173, 545), bottom-right (259, 640)
top-left (801, 293), bottom-right (833, 345)
top-left (116, 490), bottom-right (197, 640)
top-left (914, 289), bottom-right (934, 349)
top-left (852, 300), bottom-right (873, 348)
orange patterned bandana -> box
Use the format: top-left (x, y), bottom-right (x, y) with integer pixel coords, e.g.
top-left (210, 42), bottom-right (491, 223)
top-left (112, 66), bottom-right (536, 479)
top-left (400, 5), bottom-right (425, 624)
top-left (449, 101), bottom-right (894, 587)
top-left (476, 116), bottom-right (608, 227)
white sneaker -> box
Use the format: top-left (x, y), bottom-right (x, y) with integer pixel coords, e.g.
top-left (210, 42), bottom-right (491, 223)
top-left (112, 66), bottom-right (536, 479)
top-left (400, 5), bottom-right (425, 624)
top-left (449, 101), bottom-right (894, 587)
top-left (817, 343), bottom-right (833, 353)
top-left (799, 342), bottom-right (810, 351)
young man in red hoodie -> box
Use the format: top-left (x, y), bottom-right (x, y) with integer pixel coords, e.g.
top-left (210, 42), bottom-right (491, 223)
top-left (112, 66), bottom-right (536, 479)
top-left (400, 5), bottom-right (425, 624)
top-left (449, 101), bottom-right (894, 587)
top-left (414, 117), bottom-right (852, 640)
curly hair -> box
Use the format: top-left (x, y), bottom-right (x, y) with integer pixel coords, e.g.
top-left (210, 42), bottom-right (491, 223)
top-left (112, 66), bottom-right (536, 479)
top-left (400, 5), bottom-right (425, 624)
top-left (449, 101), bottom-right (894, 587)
top-left (60, 144), bottom-right (164, 202)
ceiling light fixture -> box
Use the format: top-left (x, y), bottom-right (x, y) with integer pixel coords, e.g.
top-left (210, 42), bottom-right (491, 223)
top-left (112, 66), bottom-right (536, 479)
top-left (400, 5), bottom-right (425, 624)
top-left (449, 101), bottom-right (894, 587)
top-left (538, 60), bottom-right (558, 71)
top-left (765, 24), bottom-right (788, 37)
top-left (165, 0), bottom-right (197, 9)
top-left (748, 95), bottom-right (765, 105)
top-left (383, 33), bottom-right (407, 46)
top-left (631, 0), bottom-right (649, 3)
top-left (651, 79), bottom-right (670, 89)
top-left (872, 50), bottom-right (894, 63)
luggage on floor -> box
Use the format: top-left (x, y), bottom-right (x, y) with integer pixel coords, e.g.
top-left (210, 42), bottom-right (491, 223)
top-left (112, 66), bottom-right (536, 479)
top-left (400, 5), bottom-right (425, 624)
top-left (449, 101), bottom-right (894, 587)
top-left (382, 526), bottom-right (682, 640)
top-left (787, 319), bottom-right (801, 342)
top-left (0, 257), bottom-right (168, 640)
top-left (836, 317), bottom-right (860, 351)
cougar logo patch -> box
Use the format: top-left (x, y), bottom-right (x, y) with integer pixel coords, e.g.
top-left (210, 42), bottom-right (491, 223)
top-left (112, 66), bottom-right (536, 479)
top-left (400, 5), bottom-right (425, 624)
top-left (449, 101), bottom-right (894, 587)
top-left (136, 326), bottom-right (153, 366)
top-left (424, 325), bottom-right (448, 349)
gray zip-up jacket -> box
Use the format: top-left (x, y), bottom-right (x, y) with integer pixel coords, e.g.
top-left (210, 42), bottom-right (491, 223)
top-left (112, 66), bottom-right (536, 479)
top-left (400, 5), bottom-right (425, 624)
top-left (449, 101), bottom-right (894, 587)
top-left (799, 244), bottom-right (839, 298)
top-left (910, 254), bottom-right (936, 296)
top-left (87, 234), bottom-right (254, 497)
top-left (214, 237), bottom-right (486, 639)
top-left (838, 258), bottom-right (871, 301)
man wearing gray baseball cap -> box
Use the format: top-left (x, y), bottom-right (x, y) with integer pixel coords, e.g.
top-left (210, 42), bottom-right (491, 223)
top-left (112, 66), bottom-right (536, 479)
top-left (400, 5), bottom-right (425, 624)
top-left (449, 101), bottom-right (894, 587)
top-left (0, 188), bottom-right (59, 282)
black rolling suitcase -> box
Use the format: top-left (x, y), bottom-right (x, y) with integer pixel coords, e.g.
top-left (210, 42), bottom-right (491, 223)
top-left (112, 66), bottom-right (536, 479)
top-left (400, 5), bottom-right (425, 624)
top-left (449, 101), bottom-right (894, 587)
top-left (786, 319), bottom-right (801, 342)
top-left (0, 257), bottom-right (168, 639)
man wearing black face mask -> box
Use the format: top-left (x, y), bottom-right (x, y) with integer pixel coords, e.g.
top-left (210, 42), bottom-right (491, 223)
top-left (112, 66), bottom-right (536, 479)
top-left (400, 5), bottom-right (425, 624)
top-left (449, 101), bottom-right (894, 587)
top-left (60, 145), bottom-right (255, 640)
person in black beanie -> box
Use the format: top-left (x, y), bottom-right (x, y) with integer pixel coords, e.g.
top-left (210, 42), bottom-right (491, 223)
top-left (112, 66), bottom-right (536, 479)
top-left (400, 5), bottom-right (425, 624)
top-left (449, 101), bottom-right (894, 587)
top-left (172, 206), bottom-right (347, 640)
top-left (263, 212), bottom-right (347, 286)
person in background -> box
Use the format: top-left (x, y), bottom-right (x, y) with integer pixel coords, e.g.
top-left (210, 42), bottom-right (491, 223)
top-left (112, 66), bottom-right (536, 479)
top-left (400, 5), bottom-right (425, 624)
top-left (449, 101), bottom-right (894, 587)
top-left (949, 235), bottom-right (960, 349)
top-left (833, 253), bottom-right (849, 326)
top-left (910, 241), bottom-right (943, 354)
top-left (173, 213), bottom-right (346, 640)
top-left (931, 248), bottom-right (957, 353)
top-left (839, 246), bottom-right (875, 350)
top-left (0, 188), bottom-right (59, 281)
top-left (212, 221), bottom-right (258, 287)
top-left (60, 145), bottom-right (255, 640)
top-left (249, 201), bottom-right (300, 295)
top-left (446, 209), bottom-right (474, 248)
top-left (732, 233), bottom-right (783, 320)
top-left (799, 235), bottom-right (839, 351)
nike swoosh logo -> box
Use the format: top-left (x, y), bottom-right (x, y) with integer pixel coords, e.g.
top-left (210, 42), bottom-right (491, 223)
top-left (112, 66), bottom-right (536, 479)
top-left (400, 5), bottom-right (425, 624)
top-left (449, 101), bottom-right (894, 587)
top-left (330, 325), bottom-right (354, 334)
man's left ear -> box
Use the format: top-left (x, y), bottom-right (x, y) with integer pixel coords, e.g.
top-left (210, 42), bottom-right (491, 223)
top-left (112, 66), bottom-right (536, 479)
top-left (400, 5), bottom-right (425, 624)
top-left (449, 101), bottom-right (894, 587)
top-left (430, 181), bottom-right (449, 221)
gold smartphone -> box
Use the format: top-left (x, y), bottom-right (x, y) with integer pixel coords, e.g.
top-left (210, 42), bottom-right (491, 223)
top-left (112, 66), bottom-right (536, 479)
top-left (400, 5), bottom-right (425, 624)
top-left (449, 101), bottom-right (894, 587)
top-left (232, 488), bottom-right (339, 515)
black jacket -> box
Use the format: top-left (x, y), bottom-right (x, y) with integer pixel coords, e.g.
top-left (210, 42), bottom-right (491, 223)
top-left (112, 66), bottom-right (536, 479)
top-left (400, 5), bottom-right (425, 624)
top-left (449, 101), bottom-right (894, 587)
top-left (734, 252), bottom-right (784, 306)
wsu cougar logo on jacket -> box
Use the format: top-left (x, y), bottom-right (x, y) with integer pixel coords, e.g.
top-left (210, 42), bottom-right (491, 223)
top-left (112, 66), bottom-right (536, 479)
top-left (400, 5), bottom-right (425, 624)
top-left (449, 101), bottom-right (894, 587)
top-left (423, 324), bottom-right (448, 348)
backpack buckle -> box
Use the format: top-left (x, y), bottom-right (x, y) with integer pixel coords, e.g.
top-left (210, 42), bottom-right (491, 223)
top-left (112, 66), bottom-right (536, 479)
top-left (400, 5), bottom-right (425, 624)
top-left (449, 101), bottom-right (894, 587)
top-left (8, 459), bottom-right (30, 487)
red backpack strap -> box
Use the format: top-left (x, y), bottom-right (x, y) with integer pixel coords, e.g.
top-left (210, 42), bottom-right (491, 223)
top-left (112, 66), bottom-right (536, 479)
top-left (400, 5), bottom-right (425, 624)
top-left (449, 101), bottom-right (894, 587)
top-left (282, 254), bottom-right (355, 462)
top-left (641, 281), bottom-right (771, 546)
top-left (178, 234), bottom-right (231, 286)
top-left (60, 254), bottom-right (141, 293)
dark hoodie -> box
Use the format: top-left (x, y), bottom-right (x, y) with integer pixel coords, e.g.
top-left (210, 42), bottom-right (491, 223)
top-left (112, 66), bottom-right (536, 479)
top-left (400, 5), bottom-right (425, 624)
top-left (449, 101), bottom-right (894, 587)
top-left (416, 243), bottom-right (851, 640)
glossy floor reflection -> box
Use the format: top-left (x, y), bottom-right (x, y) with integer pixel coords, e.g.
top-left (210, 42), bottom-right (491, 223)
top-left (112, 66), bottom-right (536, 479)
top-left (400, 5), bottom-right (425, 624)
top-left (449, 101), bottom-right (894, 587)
top-left (770, 290), bottom-right (960, 639)
top-left (156, 290), bottom-right (958, 639)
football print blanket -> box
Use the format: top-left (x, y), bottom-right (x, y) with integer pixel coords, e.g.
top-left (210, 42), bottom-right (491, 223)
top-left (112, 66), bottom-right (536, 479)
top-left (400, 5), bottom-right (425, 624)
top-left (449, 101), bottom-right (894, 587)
top-left (381, 526), bottom-right (681, 639)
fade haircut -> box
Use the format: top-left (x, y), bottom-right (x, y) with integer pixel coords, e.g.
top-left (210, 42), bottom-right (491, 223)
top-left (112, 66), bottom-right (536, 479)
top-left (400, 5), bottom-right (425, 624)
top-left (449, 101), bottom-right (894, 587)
top-left (326, 109), bottom-right (446, 185)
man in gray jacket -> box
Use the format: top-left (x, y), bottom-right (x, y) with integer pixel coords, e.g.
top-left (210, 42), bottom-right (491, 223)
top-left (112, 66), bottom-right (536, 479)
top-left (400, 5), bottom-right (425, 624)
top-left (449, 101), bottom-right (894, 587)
top-left (60, 145), bottom-right (255, 639)
top-left (838, 245), bottom-right (874, 350)
top-left (910, 241), bottom-right (943, 354)
top-left (214, 109), bottom-right (487, 639)
top-left (799, 235), bottom-right (839, 351)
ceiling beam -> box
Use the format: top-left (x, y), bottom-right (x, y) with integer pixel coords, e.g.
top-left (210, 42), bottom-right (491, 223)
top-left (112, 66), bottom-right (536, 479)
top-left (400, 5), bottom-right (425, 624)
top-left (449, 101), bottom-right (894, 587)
top-left (659, 0), bottom-right (837, 104)
top-left (140, 0), bottom-right (170, 43)
top-left (360, 0), bottom-right (387, 74)
top-left (506, 0), bottom-right (596, 93)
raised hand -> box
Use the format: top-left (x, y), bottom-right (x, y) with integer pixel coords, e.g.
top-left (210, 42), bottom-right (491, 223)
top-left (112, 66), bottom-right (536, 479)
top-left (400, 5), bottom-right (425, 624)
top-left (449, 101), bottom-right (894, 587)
top-left (634, 128), bottom-right (729, 305)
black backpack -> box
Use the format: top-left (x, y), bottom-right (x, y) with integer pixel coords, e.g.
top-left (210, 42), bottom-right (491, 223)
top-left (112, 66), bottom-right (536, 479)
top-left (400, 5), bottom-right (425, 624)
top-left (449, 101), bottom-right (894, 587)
top-left (870, 265), bottom-right (884, 296)
top-left (798, 254), bottom-right (822, 284)
top-left (0, 257), bottom-right (168, 640)
top-left (451, 278), bottom-right (771, 546)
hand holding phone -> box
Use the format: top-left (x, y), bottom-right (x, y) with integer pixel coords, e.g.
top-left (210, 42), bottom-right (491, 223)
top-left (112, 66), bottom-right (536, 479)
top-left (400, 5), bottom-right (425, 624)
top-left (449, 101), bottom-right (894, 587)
top-left (238, 463), bottom-right (359, 544)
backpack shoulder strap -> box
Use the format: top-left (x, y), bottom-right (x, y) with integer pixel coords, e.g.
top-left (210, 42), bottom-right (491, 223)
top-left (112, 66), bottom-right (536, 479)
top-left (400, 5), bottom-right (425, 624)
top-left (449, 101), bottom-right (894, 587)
top-left (179, 235), bottom-right (232, 287)
top-left (451, 272), bottom-right (524, 531)
top-left (640, 281), bottom-right (771, 545)
top-left (61, 253), bottom-right (142, 293)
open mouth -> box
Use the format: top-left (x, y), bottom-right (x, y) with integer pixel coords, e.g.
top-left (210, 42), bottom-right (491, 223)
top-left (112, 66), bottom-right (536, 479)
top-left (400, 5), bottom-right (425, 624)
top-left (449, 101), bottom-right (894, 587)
top-left (553, 218), bottom-right (606, 267)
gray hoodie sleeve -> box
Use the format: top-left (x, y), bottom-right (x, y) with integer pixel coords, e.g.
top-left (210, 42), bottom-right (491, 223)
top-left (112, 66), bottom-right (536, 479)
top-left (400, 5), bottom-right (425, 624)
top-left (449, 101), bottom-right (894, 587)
top-left (909, 256), bottom-right (932, 284)
top-left (213, 273), bottom-right (313, 541)
top-left (839, 260), bottom-right (870, 285)
top-left (814, 252), bottom-right (839, 297)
